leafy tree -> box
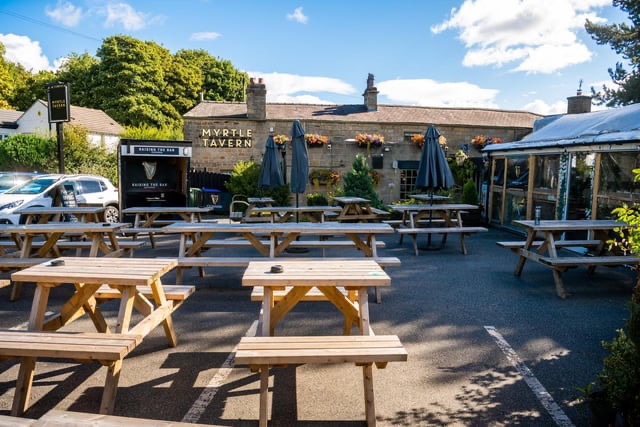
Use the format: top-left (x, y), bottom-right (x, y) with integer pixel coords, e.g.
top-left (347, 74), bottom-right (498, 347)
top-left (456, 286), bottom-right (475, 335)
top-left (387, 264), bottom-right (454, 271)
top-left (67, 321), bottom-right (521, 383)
top-left (56, 52), bottom-right (100, 108)
top-left (0, 134), bottom-right (56, 172)
top-left (10, 69), bottom-right (56, 111)
top-left (585, 0), bottom-right (640, 106)
top-left (342, 154), bottom-right (383, 208)
top-left (121, 123), bottom-right (183, 141)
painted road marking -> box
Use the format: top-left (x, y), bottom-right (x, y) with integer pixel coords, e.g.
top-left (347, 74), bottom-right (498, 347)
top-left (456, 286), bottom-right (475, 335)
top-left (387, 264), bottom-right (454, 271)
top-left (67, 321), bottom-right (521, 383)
top-left (485, 326), bottom-right (574, 427)
top-left (10, 312), bottom-right (54, 330)
top-left (182, 320), bottom-right (258, 423)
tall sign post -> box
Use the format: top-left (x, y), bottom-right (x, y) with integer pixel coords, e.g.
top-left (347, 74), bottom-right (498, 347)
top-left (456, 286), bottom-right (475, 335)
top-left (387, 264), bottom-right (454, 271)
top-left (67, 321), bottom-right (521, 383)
top-left (46, 82), bottom-right (70, 173)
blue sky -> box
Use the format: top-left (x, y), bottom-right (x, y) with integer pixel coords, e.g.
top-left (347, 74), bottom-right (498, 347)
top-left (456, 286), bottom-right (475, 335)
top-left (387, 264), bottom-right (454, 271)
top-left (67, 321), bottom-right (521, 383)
top-left (0, 0), bottom-right (628, 115)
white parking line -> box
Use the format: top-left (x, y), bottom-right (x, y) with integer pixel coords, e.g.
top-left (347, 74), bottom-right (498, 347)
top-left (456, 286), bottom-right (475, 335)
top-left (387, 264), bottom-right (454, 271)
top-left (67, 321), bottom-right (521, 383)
top-left (484, 326), bottom-right (575, 427)
top-left (10, 311), bottom-right (55, 330)
top-left (181, 320), bottom-right (258, 423)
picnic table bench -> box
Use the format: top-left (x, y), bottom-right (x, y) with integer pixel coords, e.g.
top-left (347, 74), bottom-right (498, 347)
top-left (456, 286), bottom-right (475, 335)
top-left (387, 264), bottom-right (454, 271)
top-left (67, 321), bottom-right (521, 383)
top-left (0, 409), bottom-right (219, 426)
top-left (235, 335), bottom-right (408, 427)
top-left (0, 330), bottom-right (142, 416)
top-left (397, 226), bottom-right (488, 255)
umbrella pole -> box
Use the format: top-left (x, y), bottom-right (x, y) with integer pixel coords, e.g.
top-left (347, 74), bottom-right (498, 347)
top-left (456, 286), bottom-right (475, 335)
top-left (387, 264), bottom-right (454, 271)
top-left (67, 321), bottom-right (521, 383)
top-left (286, 193), bottom-right (308, 253)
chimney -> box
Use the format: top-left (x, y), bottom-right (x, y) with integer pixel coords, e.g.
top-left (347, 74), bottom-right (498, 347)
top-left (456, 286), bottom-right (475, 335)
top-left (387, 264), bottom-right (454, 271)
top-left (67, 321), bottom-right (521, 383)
top-left (362, 73), bottom-right (379, 112)
top-left (567, 81), bottom-right (591, 114)
top-left (246, 77), bottom-right (267, 120)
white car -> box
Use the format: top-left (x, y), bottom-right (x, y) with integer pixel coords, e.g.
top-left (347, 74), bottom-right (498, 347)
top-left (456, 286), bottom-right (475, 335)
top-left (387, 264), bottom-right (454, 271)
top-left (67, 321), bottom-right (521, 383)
top-left (0, 174), bottom-right (119, 224)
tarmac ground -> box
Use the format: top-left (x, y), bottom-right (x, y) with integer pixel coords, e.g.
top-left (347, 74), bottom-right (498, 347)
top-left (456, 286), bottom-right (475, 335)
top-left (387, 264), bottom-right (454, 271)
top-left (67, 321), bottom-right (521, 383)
top-left (0, 220), bottom-right (635, 426)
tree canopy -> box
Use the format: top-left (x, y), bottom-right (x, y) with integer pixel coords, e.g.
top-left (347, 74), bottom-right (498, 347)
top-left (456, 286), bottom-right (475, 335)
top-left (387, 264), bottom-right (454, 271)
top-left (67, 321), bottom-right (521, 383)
top-left (586, 0), bottom-right (640, 106)
top-left (0, 35), bottom-right (248, 129)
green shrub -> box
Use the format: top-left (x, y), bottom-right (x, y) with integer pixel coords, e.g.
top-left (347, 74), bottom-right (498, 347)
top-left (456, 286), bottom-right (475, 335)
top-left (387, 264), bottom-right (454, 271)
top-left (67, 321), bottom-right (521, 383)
top-left (224, 159), bottom-right (290, 206)
top-left (461, 179), bottom-right (479, 205)
top-left (307, 192), bottom-right (328, 206)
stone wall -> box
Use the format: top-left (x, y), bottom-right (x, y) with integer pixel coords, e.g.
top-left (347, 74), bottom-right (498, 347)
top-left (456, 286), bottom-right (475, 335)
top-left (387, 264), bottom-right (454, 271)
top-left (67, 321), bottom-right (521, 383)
top-left (184, 116), bottom-right (532, 203)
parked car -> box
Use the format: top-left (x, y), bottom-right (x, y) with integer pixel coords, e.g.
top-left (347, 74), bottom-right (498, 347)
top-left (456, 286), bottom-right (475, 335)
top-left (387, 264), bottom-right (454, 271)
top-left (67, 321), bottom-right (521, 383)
top-left (0, 172), bottom-right (40, 193)
top-left (0, 174), bottom-right (119, 224)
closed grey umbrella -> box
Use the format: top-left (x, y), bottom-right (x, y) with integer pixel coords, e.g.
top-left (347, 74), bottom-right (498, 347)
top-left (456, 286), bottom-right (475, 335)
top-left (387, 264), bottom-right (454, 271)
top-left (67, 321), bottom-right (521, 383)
top-left (289, 120), bottom-right (309, 209)
top-left (415, 124), bottom-right (455, 248)
top-left (415, 124), bottom-right (454, 197)
top-left (258, 135), bottom-right (284, 191)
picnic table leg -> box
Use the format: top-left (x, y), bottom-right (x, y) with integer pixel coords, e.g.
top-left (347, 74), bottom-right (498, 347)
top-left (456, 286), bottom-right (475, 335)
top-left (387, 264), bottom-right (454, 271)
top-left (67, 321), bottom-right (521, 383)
top-left (99, 359), bottom-right (122, 414)
top-left (514, 232), bottom-right (536, 276)
top-left (552, 269), bottom-right (568, 299)
top-left (258, 365), bottom-right (270, 427)
top-left (11, 356), bottom-right (36, 416)
top-left (362, 363), bottom-right (376, 427)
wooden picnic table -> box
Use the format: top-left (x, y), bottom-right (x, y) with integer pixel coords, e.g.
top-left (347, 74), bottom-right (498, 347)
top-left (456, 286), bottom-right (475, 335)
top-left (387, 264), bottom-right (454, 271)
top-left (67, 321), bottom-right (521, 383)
top-left (9, 257), bottom-right (179, 414)
top-left (503, 219), bottom-right (637, 298)
top-left (121, 206), bottom-right (215, 248)
top-left (163, 221), bottom-right (394, 259)
top-left (387, 203), bottom-right (487, 254)
top-left (334, 196), bottom-right (388, 222)
top-left (249, 205), bottom-right (342, 223)
top-left (14, 206), bottom-right (107, 224)
top-left (243, 259), bottom-right (390, 337)
top-left (243, 197), bottom-right (276, 222)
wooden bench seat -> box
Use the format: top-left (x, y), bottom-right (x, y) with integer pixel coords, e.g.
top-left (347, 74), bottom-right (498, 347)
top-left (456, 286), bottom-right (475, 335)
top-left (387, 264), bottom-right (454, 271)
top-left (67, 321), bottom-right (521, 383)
top-left (94, 284), bottom-right (195, 312)
top-left (539, 255), bottom-right (640, 268)
top-left (29, 409), bottom-right (218, 426)
top-left (0, 414), bottom-right (36, 426)
top-left (194, 239), bottom-right (386, 253)
top-left (396, 226), bottom-right (488, 255)
top-left (235, 335), bottom-right (407, 427)
top-left (55, 240), bottom-right (146, 257)
top-left (0, 330), bottom-right (142, 415)
top-left (496, 239), bottom-right (601, 250)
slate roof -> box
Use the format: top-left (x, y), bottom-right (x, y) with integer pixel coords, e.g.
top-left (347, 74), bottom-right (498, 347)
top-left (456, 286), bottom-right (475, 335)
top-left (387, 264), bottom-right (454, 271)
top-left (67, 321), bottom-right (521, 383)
top-left (39, 100), bottom-right (124, 135)
top-left (0, 110), bottom-right (22, 128)
top-left (185, 101), bottom-right (542, 129)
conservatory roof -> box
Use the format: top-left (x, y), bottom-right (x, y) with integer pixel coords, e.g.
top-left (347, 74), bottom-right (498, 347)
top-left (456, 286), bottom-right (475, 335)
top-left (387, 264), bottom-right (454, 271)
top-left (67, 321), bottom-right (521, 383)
top-left (484, 102), bottom-right (640, 153)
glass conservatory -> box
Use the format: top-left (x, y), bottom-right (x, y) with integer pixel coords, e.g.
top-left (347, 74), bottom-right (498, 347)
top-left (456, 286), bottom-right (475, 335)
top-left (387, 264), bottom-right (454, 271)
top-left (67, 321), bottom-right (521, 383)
top-left (483, 103), bottom-right (640, 231)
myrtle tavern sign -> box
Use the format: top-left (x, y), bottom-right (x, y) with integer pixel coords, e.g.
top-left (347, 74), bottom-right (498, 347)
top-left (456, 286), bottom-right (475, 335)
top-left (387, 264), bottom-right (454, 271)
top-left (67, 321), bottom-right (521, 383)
top-left (200, 127), bottom-right (253, 148)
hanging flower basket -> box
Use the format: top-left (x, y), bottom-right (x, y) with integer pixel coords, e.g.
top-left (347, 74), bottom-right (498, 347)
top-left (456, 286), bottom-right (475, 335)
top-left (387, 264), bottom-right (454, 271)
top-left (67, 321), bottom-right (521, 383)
top-left (273, 134), bottom-right (290, 146)
top-left (471, 135), bottom-right (502, 149)
top-left (355, 133), bottom-right (384, 148)
top-left (410, 134), bottom-right (424, 148)
top-left (305, 134), bottom-right (329, 147)
top-left (309, 169), bottom-right (340, 185)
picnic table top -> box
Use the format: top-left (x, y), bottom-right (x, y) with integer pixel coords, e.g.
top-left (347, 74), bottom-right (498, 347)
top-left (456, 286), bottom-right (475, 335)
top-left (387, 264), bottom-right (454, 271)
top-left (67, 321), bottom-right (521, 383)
top-left (162, 221), bottom-right (395, 234)
top-left (2, 222), bottom-right (129, 233)
top-left (250, 205), bottom-right (342, 213)
top-left (14, 206), bottom-right (107, 215)
top-left (121, 206), bottom-right (214, 214)
top-left (333, 196), bottom-right (370, 204)
top-left (388, 203), bottom-right (479, 211)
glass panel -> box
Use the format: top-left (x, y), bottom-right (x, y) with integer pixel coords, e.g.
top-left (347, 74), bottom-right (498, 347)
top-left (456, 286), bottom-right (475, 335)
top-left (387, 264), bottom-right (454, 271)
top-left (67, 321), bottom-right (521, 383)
top-left (567, 153), bottom-right (595, 220)
top-left (490, 158), bottom-right (505, 223)
top-left (597, 152), bottom-right (640, 219)
top-left (504, 156), bottom-right (529, 224)
top-left (531, 154), bottom-right (560, 220)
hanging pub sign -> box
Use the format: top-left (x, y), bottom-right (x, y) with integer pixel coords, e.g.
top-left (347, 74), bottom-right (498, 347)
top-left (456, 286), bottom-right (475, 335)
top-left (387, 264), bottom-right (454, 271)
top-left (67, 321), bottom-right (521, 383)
top-left (46, 82), bottom-right (70, 123)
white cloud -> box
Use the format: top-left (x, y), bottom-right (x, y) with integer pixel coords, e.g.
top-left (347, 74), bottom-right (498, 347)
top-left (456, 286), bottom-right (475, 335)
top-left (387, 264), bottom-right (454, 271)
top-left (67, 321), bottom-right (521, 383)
top-left (190, 32), bottom-right (221, 41)
top-left (521, 99), bottom-right (567, 115)
top-left (45, 1), bottom-right (83, 27)
top-left (0, 34), bottom-right (52, 72)
top-left (104, 2), bottom-right (148, 31)
top-left (248, 72), bottom-right (355, 103)
top-left (287, 7), bottom-right (308, 24)
top-left (377, 78), bottom-right (499, 108)
top-left (432, 0), bottom-right (610, 73)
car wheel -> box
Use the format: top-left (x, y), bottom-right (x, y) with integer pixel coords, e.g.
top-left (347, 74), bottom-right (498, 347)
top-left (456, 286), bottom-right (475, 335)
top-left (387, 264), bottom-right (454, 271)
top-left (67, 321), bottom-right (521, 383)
top-left (104, 205), bottom-right (119, 223)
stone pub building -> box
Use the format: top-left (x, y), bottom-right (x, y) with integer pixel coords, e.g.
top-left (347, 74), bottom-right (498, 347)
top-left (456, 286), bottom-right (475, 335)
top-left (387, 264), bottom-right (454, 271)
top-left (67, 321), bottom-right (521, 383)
top-left (183, 75), bottom-right (541, 203)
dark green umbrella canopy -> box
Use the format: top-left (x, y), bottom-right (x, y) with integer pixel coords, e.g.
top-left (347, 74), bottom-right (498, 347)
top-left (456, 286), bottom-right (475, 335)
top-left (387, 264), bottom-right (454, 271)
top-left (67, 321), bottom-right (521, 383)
top-left (415, 124), bottom-right (454, 195)
top-left (289, 120), bottom-right (309, 195)
top-left (258, 135), bottom-right (284, 189)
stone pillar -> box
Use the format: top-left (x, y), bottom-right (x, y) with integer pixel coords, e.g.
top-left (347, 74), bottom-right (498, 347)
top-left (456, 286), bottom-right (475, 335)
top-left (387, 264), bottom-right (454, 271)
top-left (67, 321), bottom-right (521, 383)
top-left (362, 73), bottom-right (379, 112)
top-left (246, 77), bottom-right (266, 120)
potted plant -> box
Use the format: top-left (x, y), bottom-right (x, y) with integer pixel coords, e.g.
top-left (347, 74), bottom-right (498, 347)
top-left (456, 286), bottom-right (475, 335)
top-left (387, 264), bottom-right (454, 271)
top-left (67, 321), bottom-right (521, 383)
top-left (460, 179), bottom-right (483, 226)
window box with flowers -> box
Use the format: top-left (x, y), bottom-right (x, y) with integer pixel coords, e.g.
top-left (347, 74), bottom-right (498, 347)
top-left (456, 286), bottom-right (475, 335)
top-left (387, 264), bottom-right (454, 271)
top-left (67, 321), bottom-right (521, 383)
top-left (309, 169), bottom-right (340, 186)
top-left (471, 135), bottom-right (503, 149)
top-left (355, 133), bottom-right (384, 148)
top-left (305, 134), bottom-right (329, 147)
top-left (273, 134), bottom-right (290, 147)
